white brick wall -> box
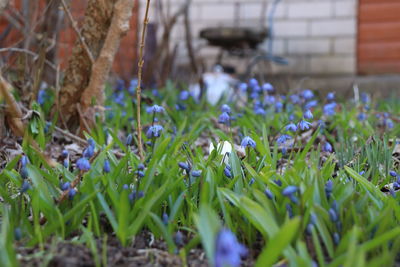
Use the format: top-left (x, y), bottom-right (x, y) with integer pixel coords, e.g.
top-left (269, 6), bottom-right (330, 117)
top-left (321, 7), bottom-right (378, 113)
top-left (140, 0), bottom-right (358, 75)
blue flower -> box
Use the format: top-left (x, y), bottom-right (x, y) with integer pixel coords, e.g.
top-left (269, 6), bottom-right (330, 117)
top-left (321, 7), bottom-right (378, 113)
top-left (218, 112), bottom-right (230, 124)
top-left (20, 155), bottom-right (29, 167)
top-left (303, 110), bottom-right (313, 120)
top-left (254, 107), bottom-right (266, 116)
top-left (174, 231), bottom-right (184, 246)
top-left (115, 79), bottom-right (125, 91)
top-left (357, 113), bottom-right (367, 121)
top-left (389, 171), bottom-right (397, 177)
top-left (326, 92), bottom-right (335, 101)
top-left (162, 213), bottom-right (169, 225)
top-left (20, 166), bottom-right (28, 179)
top-left (323, 142), bottom-right (333, 153)
top-left (146, 125), bottom-right (163, 138)
top-left (264, 188), bottom-right (274, 200)
top-left (333, 232), bottom-right (340, 245)
top-left (286, 204), bottom-right (294, 218)
top-left (329, 208), bottom-right (338, 222)
top-left (103, 159), bottom-right (111, 173)
top-left (241, 136), bottom-right (256, 148)
top-left (152, 89), bottom-right (161, 98)
top-left (250, 91), bottom-right (259, 99)
top-left (264, 95), bottom-right (276, 105)
top-left (285, 123), bottom-right (297, 132)
top-left (76, 157), bottom-right (91, 171)
top-left (224, 166), bottom-right (232, 178)
top-left (360, 92), bottom-right (370, 104)
top-left (175, 103), bottom-right (187, 111)
top-left (178, 162), bottom-right (190, 172)
top-left (20, 180), bottom-right (30, 193)
top-left (304, 100), bottom-right (318, 110)
top-left (262, 83), bottom-right (274, 93)
top-left (325, 180), bottom-right (333, 199)
top-left (282, 185), bottom-right (298, 196)
top-left (62, 150), bottom-right (69, 158)
top-left (249, 78), bottom-right (259, 88)
top-left (238, 83), bottom-right (248, 92)
top-left (298, 120), bottom-right (312, 131)
top-left (221, 104), bottom-right (231, 114)
top-left (386, 119), bottom-right (394, 129)
top-left (68, 188), bottom-right (77, 200)
top-left (126, 134), bottom-right (133, 145)
top-left (191, 170), bottom-right (202, 177)
top-left (323, 102), bottom-right (337, 116)
top-left (135, 170), bottom-right (145, 177)
top-left (83, 145), bottom-right (94, 158)
top-left (290, 94), bottom-right (301, 104)
top-left (301, 89), bottom-right (314, 100)
top-left (138, 163), bottom-right (145, 170)
top-left (60, 182), bottom-right (71, 191)
top-left (146, 105), bottom-right (164, 114)
top-left (37, 89), bottom-right (47, 105)
top-left (275, 101), bottom-right (283, 113)
top-left (122, 184), bottom-right (129, 190)
top-left (63, 158), bottom-right (69, 168)
top-left (277, 134), bottom-right (292, 144)
top-left (215, 229), bottom-right (247, 267)
top-left (274, 179), bottom-right (282, 186)
top-left (179, 90), bottom-right (190, 101)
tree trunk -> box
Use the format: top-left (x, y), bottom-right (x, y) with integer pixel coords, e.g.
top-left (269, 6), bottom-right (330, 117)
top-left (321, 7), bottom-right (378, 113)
top-left (80, 0), bottom-right (135, 132)
top-left (59, 0), bottom-right (116, 131)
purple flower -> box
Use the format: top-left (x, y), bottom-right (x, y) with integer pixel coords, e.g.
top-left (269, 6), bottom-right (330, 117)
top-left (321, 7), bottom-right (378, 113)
top-left (389, 171), bottom-right (397, 177)
top-left (68, 188), bottom-right (77, 200)
top-left (20, 180), bottom-right (30, 193)
top-left (224, 166), bottom-right (232, 178)
top-left (241, 136), bottom-right (256, 148)
top-left (37, 89), bottom-right (46, 105)
top-left (60, 182), bottom-right (71, 191)
top-left (298, 120), bottom-right (312, 131)
top-left (264, 188), bottom-right (274, 200)
top-left (218, 112), bottom-right (230, 124)
top-left (290, 94), bottom-right (301, 104)
top-left (254, 107), bottom-right (266, 116)
top-left (135, 170), bottom-right (145, 177)
top-left (249, 78), bottom-right (259, 88)
top-left (323, 142), bottom-right (333, 153)
top-left (83, 145), bottom-right (94, 158)
top-left (301, 89), bottom-right (314, 100)
top-left (282, 185), bottom-right (298, 196)
top-left (221, 104), bottom-right (231, 114)
top-left (277, 134), bottom-right (292, 144)
top-left (76, 157), bottom-right (91, 171)
top-left (325, 180), bottom-right (333, 199)
top-left (285, 123), bottom-right (297, 132)
top-left (20, 155), bottom-right (29, 167)
top-left (305, 100), bottom-right (318, 110)
top-left (179, 90), bottom-right (190, 101)
top-left (178, 162), bottom-right (190, 172)
top-left (329, 208), bottom-right (338, 222)
top-left (62, 150), bottom-right (69, 158)
top-left (357, 113), bottom-right (367, 121)
top-left (138, 163), bottom-right (145, 170)
top-left (146, 105), bottom-right (164, 114)
top-left (303, 110), bottom-right (313, 120)
top-left (264, 95), bottom-right (276, 105)
top-left (262, 83), bottom-right (274, 93)
top-left (326, 92), bottom-right (335, 101)
top-left (162, 213), bottom-right (169, 225)
top-left (238, 82), bottom-right (248, 92)
top-left (191, 170), bottom-right (202, 177)
top-left (126, 134), bottom-right (133, 146)
top-left (215, 229), bottom-right (247, 267)
top-left (360, 92), bottom-right (370, 104)
top-left (323, 102), bottom-right (337, 116)
top-left (103, 159), bottom-right (111, 173)
top-left (146, 125), bottom-right (163, 138)
top-left (275, 101), bottom-right (283, 113)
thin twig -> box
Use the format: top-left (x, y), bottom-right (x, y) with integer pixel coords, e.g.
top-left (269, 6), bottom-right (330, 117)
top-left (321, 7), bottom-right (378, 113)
top-left (0, 47), bottom-right (57, 70)
top-left (60, 0), bottom-right (95, 64)
top-left (136, 0), bottom-right (152, 161)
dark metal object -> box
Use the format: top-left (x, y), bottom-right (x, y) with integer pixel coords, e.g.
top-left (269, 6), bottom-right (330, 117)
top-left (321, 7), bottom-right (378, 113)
top-left (200, 27), bottom-right (268, 51)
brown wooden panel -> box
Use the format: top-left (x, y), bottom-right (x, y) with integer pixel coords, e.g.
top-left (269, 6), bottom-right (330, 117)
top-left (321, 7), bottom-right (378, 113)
top-left (358, 60), bottom-right (400, 75)
top-left (359, 3), bottom-right (400, 23)
top-left (359, 22), bottom-right (400, 42)
top-left (358, 0), bottom-right (400, 74)
top-left (358, 42), bottom-right (400, 60)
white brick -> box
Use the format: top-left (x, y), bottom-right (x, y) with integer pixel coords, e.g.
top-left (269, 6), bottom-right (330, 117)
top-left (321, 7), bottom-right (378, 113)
top-left (259, 38), bottom-right (286, 55)
top-left (334, 1), bottom-right (357, 17)
top-left (288, 2), bottom-right (332, 19)
top-left (333, 38), bottom-right (356, 54)
top-left (275, 21), bottom-right (309, 37)
top-left (288, 39), bottom-right (331, 54)
top-left (200, 4), bottom-right (235, 21)
top-left (311, 19), bottom-right (356, 37)
top-left (310, 56), bottom-right (356, 74)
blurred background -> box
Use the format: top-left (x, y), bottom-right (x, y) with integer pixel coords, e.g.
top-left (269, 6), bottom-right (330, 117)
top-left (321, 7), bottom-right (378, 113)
top-left (0, 0), bottom-right (399, 95)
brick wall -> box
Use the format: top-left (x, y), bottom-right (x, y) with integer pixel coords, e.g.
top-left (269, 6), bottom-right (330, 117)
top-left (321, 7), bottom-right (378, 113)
top-left (140, 0), bottom-right (358, 75)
